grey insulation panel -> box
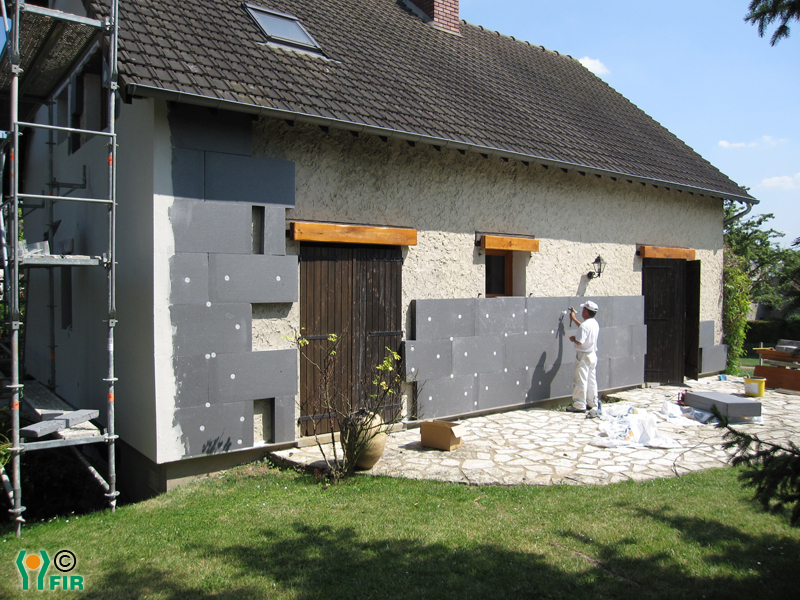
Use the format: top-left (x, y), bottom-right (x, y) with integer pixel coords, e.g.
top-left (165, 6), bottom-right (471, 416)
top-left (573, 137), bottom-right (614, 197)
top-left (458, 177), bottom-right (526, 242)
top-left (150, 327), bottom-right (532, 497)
top-left (172, 148), bottom-right (204, 200)
top-left (273, 396), bottom-right (296, 444)
top-left (177, 401), bottom-right (255, 458)
top-left (173, 355), bottom-right (210, 408)
top-left (525, 296), bottom-right (572, 331)
top-left (699, 321), bottom-right (715, 348)
top-left (477, 370), bottom-right (529, 409)
top-left (404, 339), bottom-right (452, 382)
top-left (701, 344), bottom-right (728, 374)
top-left (474, 297), bottom-right (527, 336)
top-left (608, 355), bottom-right (645, 388)
top-left (599, 326), bottom-right (632, 359)
top-left (208, 254), bottom-right (299, 303)
top-left (170, 199), bottom-right (252, 254)
top-left (170, 303), bottom-right (252, 358)
top-left (169, 253), bottom-right (209, 306)
top-left (262, 204), bottom-right (288, 256)
top-left (529, 361), bottom-right (573, 401)
top-left (631, 325), bottom-right (647, 356)
top-left (209, 349), bottom-right (298, 403)
top-left (504, 331), bottom-right (570, 372)
top-left (451, 335), bottom-right (504, 376)
top-left (414, 299), bottom-right (476, 340)
top-left (417, 375), bottom-right (475, 419)
top-left (205, 152), bottom-right (295, 207)
top-left (607, 296), bottom-right (645, 327)
top-left (685, 391), bottom-right (761, 417)
top-left (168, 103), bottom-right (255, 155)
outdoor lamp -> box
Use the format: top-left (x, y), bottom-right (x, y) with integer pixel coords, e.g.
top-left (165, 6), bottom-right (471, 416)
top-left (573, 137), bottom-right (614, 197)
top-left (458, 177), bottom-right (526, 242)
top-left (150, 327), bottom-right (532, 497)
top-left (587, 255), bottom-right (606, 279)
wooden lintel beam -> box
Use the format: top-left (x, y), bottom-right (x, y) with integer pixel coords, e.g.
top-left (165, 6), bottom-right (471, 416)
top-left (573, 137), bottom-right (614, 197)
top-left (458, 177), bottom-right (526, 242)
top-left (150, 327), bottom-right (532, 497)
top-left (290, 222), bottom-right (417, 246)
top-left (638, 245), bottom-right (695, 261)
top-left (481, 235), bottom-right (539, 253)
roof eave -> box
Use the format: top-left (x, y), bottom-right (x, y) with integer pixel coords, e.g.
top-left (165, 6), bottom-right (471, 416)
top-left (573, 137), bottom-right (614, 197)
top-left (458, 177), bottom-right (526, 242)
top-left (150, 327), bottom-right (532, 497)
top-left (126, 82), bottom-right (757, 206)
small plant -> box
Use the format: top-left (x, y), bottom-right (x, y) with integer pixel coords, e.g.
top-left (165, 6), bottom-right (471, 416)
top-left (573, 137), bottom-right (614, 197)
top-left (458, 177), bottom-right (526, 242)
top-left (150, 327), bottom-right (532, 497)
top-left (288, 330), bottom-right (406, 481)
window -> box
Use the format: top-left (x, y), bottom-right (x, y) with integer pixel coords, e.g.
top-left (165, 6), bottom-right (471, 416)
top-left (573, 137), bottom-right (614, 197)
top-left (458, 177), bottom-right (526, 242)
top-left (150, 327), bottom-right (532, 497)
top-left (485, 250), bottom-right (512, 297)
top-left (244, 3), bottom-right (322, 52)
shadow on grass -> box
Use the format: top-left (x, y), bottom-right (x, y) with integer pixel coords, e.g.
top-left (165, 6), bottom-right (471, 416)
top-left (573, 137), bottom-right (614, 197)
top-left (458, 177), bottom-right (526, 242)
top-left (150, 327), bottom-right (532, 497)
top-left (79, 514), bottom-right (800, 600)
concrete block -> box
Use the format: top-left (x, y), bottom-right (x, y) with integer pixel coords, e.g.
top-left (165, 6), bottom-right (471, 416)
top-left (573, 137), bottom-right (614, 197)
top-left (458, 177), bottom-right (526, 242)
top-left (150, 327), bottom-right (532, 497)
top-left (701, 344), bottom-right (728, 374)
top-left (417, 375), bottom-right (475, 419)
top-left (170, 303), bottom-right (252, 358)
top-left (608, 355), bottom-right (645, 388)
top-left (404, 339), bottom-right (452, 382)
top-left (477, 370), bottom-right (529, 409)
top-left (172, 148), bottom-right (204, 200)
top-left (414, 299), bottom-right (476, 340)
top-left (685, 391), bottom-right (761, 417)
top-left (209, 349), bottom-right (298, 403)
top-left (474, 297), bottom-right (526, 336)
top-left (177, 401), bottom-right (255, 458)
top-left (169, 253), bottom-right (209, 306)
top-left (173, 355), bottom-right (209, 408)
top-left (452, 335), bottom-right (504, 376)
top-left (699, 321), bottom-right (715, 348)
top-left (205, 152), bottom-right (295, 207)
top-left (171, 199), bottom-right (252, 254)
top-left (273, 396), bottom-right (296, 444)
top-left (208, 254), bottom-right (298, 303)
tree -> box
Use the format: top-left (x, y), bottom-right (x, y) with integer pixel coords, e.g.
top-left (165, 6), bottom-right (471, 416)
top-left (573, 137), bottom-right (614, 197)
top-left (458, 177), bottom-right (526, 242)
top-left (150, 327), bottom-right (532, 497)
top-left (745, 0), bottom-right (800, 45)
top-left (723, 249), bottom-right (752, 373)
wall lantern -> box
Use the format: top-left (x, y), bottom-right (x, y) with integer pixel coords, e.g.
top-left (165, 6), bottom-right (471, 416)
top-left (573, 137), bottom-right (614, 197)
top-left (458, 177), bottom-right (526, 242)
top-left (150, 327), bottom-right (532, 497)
top-left (587, 255), bottom-right (606, 279)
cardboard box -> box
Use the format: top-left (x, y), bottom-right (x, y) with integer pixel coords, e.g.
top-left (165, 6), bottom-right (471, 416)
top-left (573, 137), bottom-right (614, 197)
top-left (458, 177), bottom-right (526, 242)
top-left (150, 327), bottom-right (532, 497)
top-left (684, 391), bottom-right (761, 418)
top-left (420, 420), bottom-right (465, 451)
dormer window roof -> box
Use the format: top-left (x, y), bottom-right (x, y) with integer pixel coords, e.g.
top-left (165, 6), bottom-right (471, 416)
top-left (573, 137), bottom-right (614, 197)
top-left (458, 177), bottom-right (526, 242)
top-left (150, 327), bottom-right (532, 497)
top-left (244, 3), bottom-right (322, 53)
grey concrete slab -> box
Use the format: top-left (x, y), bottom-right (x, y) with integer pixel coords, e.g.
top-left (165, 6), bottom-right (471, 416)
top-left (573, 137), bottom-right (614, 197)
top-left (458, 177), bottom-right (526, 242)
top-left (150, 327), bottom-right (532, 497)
top-left (273, 396), bottom-right (296, 444)
top-left (452, 335), bottom-right (504, 376)
top-left (170, 303), bottom-right (252, 358)
top-left (701, 344), bottom-right (728, 374)
top-left (417, 375), bottom-right (475, 419)
top-left (169, 104), bottom-right (255, 156)
top-left (209, 349), bottom-right (298, 403)
top-left (608, 355), bottom-right (645, 388)
top-left (477, 370), bottom-right (529, 409)
top-left (172, 148), bottom-right (204, 200)
top-left (208, 254), bottom-right (298, 303)
top-left (404, 339), bottom-right (452, 382)
top-left (685, 391), bottom-right (761, 417)
top-left (474, 297), bottom-right (526, 336)
top-left (173, 355), bottom-right (210, 408)
top-left (205, 152), bottom-right (295, 207)
top-left (169, 253), bottom-right (209, 306)
top-left (177, 401), bottom-right (255, 458)
top-left (171, 199), bottom-right (252, 254)
top-left (699, 321), bottom-right (715, 348)
top-left (262, 205), bottom-right (287, 256)
top-left (414, 299), bottom-right (476, 340)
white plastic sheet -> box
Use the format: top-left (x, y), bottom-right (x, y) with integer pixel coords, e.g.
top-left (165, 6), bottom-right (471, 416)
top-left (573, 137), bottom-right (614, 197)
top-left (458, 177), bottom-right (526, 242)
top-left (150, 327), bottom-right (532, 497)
top-left (590, 404), bottom-right (681, 449)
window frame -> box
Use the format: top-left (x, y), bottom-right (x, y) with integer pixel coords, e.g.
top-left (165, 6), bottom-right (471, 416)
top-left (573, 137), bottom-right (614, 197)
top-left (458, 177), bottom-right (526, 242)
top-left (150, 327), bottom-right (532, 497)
top-left (243, 3), bottom-right (322, 53)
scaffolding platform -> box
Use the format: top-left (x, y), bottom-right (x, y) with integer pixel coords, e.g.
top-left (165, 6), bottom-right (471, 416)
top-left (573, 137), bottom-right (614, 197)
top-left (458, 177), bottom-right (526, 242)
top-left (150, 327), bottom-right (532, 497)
top-left (19, 381), bottom-right (101, 441)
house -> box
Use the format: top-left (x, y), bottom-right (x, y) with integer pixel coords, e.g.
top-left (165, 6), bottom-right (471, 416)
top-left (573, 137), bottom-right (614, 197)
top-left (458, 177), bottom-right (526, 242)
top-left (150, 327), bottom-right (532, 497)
top-left (12, 0), bottom-right (754, 500)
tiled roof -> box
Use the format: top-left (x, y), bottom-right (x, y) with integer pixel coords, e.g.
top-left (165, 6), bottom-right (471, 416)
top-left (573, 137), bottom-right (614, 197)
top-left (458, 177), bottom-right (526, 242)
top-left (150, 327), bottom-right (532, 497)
top-left (87, 0), bottom-right (753, 201)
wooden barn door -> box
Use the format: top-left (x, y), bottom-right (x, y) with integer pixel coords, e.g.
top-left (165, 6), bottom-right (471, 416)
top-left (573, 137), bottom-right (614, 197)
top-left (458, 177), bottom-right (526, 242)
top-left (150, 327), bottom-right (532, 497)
top-left (642, 258), bottom-right (686, 384)
top-left (299, 244), bottom-right (402, 436)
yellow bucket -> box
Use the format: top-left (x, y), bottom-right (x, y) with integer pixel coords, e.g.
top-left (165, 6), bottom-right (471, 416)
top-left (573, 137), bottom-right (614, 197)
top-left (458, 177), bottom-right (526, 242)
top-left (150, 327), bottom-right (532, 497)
top-left (744, 376), bottom-right (766, 397)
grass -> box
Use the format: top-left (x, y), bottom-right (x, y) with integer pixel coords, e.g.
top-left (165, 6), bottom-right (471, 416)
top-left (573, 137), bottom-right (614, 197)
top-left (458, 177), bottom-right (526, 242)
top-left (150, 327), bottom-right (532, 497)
top-left (2, 463), bottom-right (800, 599)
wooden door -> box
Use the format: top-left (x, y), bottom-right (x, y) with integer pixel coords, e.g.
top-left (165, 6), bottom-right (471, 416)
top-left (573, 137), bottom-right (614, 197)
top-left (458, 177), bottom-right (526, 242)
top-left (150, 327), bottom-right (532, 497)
top-left (684, 260), bottom-right (701, 380)
top-left (299, 244), bottom-right (402, 435)
top-left (642, 258), bottom-right (686, 384)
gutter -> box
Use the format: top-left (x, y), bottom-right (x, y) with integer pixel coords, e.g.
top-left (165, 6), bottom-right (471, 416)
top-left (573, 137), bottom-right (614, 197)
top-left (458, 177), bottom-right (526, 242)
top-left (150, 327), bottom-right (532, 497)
top-left (723, 199), bottom-right (755, 225)
top-left (124, 82), bottom-right (758, 205)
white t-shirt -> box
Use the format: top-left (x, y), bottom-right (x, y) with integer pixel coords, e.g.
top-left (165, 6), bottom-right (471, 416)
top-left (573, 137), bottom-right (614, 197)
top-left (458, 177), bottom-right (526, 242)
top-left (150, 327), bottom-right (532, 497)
top-left (575, 317), bottom-right (599, 353)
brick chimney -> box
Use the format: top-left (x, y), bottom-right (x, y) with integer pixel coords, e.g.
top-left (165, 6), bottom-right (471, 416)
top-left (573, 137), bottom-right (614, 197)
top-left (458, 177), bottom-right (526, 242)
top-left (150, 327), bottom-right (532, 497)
top-left (414, 0), bottom-right (460, 34)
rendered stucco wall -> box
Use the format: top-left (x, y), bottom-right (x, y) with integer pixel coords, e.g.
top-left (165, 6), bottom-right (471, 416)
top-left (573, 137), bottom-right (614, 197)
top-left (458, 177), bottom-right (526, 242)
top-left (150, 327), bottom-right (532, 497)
top-left (250, 119), bottom-right (725, 350)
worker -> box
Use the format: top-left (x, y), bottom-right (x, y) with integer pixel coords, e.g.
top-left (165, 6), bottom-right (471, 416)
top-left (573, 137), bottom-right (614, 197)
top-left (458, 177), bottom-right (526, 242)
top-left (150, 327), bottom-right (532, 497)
top-left (567, 301), bottom-right (600, 414)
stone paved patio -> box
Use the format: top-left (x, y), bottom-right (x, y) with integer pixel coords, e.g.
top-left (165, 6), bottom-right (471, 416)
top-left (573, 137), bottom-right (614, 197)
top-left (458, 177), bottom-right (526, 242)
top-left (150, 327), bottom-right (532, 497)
top-left (271, 376), bottom-right (800, 486)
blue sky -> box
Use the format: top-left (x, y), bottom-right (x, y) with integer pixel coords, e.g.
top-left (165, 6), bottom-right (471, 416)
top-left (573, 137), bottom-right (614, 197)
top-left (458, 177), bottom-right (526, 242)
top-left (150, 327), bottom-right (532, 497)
top-left (461, 0), bottom-right (799, 246)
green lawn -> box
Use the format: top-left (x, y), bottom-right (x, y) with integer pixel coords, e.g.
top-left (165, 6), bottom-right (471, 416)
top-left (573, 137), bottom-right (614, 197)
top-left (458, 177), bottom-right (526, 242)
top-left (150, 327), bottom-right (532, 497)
top-left (2, 462), bottom-right (799, 599)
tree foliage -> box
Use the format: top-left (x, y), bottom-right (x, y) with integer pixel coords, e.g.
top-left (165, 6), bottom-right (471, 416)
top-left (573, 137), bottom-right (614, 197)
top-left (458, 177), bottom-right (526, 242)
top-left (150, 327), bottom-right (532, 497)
top-left (723, 249), bottom-right (752, 373)
top-left (745, 0), bottom-right (800, 45)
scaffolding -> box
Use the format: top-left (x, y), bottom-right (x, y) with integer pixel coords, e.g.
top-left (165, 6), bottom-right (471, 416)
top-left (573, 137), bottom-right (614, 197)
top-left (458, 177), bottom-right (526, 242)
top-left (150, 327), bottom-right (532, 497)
top-left (0, 0), bottom-right (119, 537)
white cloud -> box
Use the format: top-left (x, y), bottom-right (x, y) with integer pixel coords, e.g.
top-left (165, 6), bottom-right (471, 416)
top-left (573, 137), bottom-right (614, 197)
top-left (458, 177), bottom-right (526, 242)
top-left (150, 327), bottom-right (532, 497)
top-left (578, 57), bottom-right (609, 75)
top-left (760, 173), bottom-right (800, 190)
top-left (718, 135), bottom-right (789, 149)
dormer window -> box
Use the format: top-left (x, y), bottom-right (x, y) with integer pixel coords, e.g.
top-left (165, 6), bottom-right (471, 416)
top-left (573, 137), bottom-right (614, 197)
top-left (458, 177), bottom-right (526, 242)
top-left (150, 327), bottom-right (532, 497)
top-left (244, 3), bottom-right (322, 52)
